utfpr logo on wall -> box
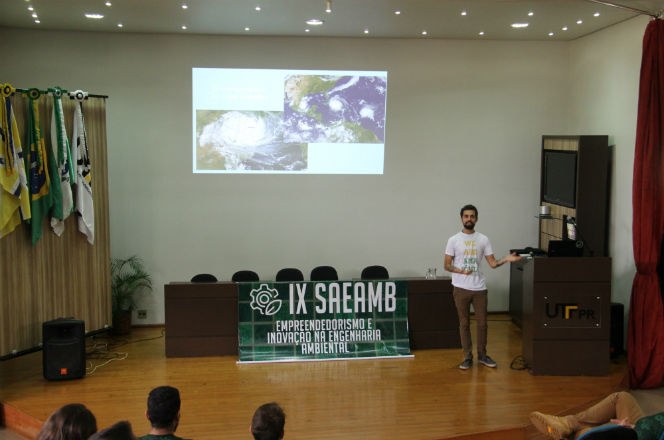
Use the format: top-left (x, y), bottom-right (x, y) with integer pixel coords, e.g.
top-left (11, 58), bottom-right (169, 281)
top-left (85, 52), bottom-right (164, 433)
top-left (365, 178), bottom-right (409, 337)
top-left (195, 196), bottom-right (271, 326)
top-left (249, 284), bottom-right (282, 316)
top-left (545, 303), bottom-right (595, 320)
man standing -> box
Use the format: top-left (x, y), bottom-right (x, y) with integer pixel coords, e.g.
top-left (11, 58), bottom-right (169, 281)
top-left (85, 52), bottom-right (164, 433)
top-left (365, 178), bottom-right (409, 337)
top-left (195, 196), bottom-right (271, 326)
top-left (139, 386), bottom-right (184, 440)
top-left (444, 204), bottom-right (521, 370)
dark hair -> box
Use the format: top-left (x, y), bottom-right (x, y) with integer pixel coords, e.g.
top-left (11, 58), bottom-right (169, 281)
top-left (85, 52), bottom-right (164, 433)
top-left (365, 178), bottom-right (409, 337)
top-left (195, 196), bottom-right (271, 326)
top-left (251, 402), bottom-right (286, 440)
top-left (146, 386), bottom-right (181, 429)
top-left (88, 421), bottom-right (137, 440)
top-left (459, 204), bottom-right (478, 217)
top-left (36, 403), bottom-right (97, 440)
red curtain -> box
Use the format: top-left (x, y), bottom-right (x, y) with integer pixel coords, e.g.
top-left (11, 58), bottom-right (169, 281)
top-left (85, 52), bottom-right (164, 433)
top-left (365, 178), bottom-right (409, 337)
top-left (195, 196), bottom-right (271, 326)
top-left (629, 18), bottom-right (664, 389)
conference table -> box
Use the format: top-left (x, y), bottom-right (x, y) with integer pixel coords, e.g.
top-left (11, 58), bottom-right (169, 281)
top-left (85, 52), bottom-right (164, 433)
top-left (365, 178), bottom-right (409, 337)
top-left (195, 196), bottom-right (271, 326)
top-left (164, 277), bottom-right (459, 357)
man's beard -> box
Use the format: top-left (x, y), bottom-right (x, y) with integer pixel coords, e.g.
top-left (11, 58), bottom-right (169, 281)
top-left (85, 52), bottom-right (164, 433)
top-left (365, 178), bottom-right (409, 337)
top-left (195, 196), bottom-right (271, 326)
top-left (464, 221), bottom-right (475, 230)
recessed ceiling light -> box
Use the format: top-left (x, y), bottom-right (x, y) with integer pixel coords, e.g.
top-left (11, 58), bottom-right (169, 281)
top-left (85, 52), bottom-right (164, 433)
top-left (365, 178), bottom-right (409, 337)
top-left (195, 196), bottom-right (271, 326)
top-left (593, 12), bottom-right (600, 17)
top-left (528, 11), bottom-right (534, 16)
top-left (306, 18), bottom-right (324, 25)
top-left (479, 31), bottom-right (485, 36)
top-left (305, 28), bottom-right (310, 32)
top-left (325, 0), bottom-right (332, 13)
top-left (34, 19), bottom-right (40, 24)
top-left (117, 23), bottom-right (123, 28)
top-left (576, 19), bottom-right (583, 24)
top-left (105, 1), bottom-right (112, 6)
top-left (548, 32), bottom-right (554, 36)
top-left (461, 11), bottom-right (467, 16)
top-left (182, 4), bottom-right (188, 9)
top-left (363, 28), bottom-right (369, 34)
top-left (85, 13), bottom-right (104, 19)
top-left (255, 5), bottom-right (261, 11)
top-left (562, 26), bottom-right (568, 31)
top-left (31, 12), bottom-right (37, 18)
top-left (27, 6), bottom-right (33, 11)
top-left (181, 25), bottom-right (187, 30)
top-left (394, 10), bottom-right (401, 15)
top-left (421, 30), bottom-right (428, 36)
top-left (244, 27), bottom-right (250, 31)
top-left (511, 22), bottom-right (529, 28)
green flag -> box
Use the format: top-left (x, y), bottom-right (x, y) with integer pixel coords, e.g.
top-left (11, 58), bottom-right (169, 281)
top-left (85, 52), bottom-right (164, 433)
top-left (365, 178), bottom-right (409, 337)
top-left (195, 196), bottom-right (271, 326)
top-left (48, 86), bottom-right (73, 236)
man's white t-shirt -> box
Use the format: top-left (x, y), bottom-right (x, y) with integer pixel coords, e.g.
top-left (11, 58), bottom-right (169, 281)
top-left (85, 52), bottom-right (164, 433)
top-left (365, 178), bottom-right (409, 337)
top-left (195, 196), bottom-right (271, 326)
top-left (445, 231), bottom-right (494, 291)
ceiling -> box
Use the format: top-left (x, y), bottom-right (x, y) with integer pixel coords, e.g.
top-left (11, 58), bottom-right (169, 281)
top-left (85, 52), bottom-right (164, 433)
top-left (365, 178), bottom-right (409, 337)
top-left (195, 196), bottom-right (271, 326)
top-left (1, 0), bottom-right (663, 41)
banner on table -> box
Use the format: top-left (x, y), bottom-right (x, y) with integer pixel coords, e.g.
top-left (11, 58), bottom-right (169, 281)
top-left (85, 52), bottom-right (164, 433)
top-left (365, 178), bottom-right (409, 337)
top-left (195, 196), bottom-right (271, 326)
top-left (238, 280), bottom-right (411, 363)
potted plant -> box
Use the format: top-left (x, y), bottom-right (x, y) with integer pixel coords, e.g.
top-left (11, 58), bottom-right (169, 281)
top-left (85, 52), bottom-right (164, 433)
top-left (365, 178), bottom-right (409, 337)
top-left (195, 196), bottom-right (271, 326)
top-left (111, 255), bottom-right (153, 335)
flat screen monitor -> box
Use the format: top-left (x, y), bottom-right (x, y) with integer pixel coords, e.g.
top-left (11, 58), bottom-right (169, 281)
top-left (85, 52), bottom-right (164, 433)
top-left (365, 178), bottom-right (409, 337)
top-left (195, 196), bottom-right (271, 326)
top-left (542, 150), bottom-right (577, 208)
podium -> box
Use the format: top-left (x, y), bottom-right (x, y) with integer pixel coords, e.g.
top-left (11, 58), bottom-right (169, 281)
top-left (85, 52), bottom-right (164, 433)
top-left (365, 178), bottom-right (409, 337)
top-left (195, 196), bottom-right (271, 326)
top-left (515, 257), bottom-right (611, 375)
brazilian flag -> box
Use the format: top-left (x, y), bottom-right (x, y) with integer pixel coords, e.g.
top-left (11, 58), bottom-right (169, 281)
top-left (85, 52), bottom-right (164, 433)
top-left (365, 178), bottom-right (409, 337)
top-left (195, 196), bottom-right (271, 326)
top-left (25, 89), bottom-right (56, 244)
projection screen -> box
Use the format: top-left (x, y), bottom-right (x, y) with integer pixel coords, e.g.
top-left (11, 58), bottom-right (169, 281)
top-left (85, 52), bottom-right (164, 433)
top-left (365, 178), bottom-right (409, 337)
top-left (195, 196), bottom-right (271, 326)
top-left (193, 68), bottom-right (387, 174)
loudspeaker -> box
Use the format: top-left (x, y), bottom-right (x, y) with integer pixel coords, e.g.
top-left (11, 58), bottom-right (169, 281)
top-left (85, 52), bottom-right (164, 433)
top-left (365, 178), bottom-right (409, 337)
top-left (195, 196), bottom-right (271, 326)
top-left (42, 318), bottom-right (85, 381)
top-left (609, 303), bottom-right (624, 359)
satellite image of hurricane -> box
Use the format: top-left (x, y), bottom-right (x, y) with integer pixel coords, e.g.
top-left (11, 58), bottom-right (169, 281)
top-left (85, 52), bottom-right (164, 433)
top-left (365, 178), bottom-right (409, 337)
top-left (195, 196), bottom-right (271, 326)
top-left (283, 75), bottom-right (386, 143)
top-left (195, 73), bottom-right (386, 172)
top-left (196, 110), bottom-right (306, 171)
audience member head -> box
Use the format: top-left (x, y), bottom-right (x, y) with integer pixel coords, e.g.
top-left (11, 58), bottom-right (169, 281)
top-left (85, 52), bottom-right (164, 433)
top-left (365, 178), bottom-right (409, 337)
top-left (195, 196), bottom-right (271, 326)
top-left (251, 402), bottom-right (285, 440)
top-left (146, 385), bottom-right (181, 433)
top-left (36, 403), bottom-right (97, 440)
top-left (88, 421), bottom-right (137, 440)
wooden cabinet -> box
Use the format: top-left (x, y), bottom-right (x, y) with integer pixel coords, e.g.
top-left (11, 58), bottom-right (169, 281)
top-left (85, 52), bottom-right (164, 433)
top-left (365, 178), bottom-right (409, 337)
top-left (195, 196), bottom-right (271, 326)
top-left (539, 135), bottom-right (611, 257)
top-left (165, 282), bottom-right (239, 357)
top-left (407, 278), bottom-right (459, 349)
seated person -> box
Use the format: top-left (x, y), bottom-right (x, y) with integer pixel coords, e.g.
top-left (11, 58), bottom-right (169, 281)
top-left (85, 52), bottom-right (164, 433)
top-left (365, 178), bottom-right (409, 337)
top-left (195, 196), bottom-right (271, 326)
top-left (139, 386), bottom-right (185, 440)
top-left (530, 391), bottom-right (664, 440)
top-left (89, 421), bottom-right (137, 440)
top-left (37, 403), bottom-right (97, 440)
top-left (251, 402), bottom-right (286, 440)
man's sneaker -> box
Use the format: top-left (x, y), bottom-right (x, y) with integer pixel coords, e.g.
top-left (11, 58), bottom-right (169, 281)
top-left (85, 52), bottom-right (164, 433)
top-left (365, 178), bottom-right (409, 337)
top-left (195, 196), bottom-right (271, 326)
top-left (529, 411), bottom-right (575, 439)
top-left (478, 354), bottom-right (497, 368)
top-left (458, 358), bottom-right (473, 370)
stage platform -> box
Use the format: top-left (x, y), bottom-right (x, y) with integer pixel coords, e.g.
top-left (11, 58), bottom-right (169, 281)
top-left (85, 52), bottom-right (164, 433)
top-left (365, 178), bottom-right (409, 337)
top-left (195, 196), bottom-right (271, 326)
top-left (0, 315), bottom-right (628, 440)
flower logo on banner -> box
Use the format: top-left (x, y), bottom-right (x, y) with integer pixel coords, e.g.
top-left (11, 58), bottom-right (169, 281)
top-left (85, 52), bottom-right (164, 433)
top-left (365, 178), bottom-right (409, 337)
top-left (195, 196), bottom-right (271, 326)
top-left (249, 284), bottom-right (282, 316)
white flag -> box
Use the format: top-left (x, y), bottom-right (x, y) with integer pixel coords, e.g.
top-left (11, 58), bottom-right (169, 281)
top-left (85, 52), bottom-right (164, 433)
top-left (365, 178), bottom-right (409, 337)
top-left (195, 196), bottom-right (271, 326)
top-left (49, 88), bottom-right (74, 236)
top-left (71, 98), bottom-right (94, 244)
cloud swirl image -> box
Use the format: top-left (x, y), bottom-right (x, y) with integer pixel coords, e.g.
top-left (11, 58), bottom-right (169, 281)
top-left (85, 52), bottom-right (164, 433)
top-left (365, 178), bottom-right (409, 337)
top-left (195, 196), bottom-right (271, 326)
top-left (197, 110), bottom-right (306, 171)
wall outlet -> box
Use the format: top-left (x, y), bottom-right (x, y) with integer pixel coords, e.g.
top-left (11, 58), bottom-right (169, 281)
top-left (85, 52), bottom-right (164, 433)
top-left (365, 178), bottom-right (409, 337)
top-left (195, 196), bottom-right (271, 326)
top-left (137, 309), bottom-right (147, 319)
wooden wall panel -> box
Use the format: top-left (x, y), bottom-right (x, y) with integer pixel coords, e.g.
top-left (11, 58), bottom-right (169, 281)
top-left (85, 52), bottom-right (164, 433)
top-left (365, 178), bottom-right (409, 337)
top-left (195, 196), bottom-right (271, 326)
top-left (0, 94), bottom-right (110, 356)
top-left (539, 135), bottom-right (610, 256)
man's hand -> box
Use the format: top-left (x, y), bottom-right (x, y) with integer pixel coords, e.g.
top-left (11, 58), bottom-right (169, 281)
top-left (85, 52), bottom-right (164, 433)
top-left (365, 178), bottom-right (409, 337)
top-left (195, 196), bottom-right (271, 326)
top-left (504, 252), bottom-right (523, 263)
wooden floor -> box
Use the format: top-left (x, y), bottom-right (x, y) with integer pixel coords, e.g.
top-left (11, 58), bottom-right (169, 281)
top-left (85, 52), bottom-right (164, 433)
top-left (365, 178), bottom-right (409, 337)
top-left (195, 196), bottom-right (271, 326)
top-left (0, 316), bottom-right (628, 440)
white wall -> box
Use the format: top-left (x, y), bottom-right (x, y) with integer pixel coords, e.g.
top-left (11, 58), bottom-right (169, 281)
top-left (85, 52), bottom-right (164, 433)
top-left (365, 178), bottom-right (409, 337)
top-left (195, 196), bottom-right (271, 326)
top-left (568, 15), bottom-right (648, 309)
top-left (1, 24), bottom-right (635, 326)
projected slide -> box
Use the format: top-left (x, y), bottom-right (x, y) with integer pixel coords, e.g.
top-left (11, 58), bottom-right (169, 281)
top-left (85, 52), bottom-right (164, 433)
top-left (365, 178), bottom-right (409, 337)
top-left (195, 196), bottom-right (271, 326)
top-left (193, 68), bottom-right (387, 174)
